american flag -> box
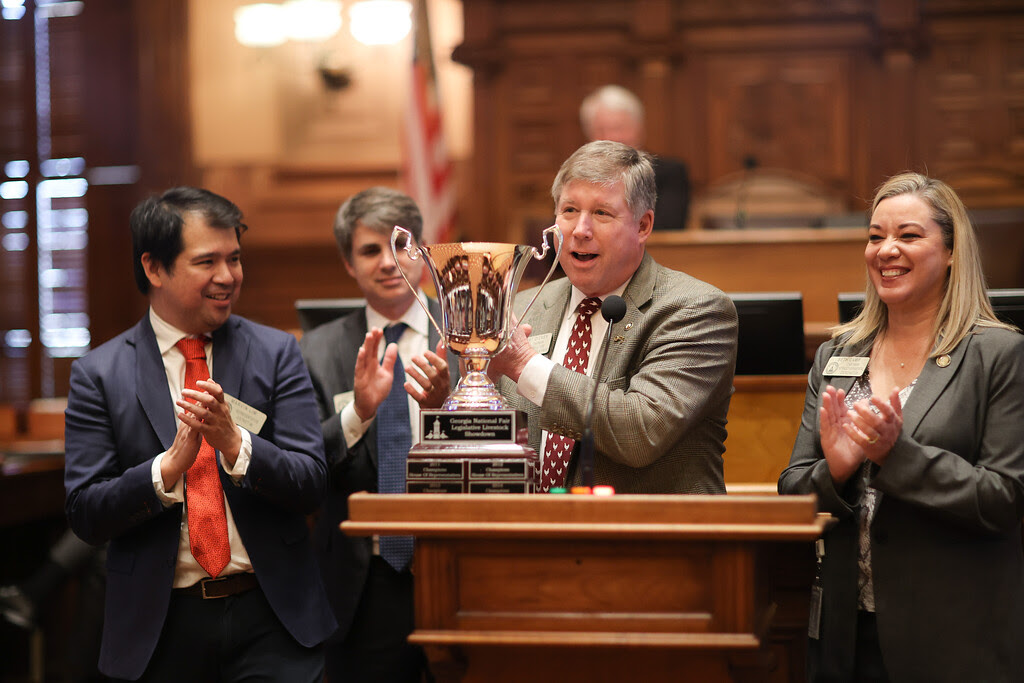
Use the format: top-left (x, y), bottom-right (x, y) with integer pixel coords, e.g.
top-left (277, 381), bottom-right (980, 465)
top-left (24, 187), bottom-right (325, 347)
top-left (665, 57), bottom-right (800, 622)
top-left (404, 0), bottom-right (455, 245)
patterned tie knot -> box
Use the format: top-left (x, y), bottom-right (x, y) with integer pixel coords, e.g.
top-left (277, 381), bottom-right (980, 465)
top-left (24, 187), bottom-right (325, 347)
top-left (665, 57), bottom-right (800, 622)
top-left (383, 323), bottom-right (407, 346)
top-left (175, 337), bottom-right (208, 361)
top-left (577, 297), bottom-right (601, 319)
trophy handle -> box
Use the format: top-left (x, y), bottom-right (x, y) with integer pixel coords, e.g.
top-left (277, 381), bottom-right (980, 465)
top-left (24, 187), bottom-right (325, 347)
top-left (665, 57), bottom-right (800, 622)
top-left (390, 226), bottom-right (445, 340)
top-left (515, 224), bottom-right (563, 325)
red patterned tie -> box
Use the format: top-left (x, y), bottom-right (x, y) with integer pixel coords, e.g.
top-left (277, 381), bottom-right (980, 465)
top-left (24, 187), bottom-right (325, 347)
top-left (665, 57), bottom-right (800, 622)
top-left (175, 337), bottom-right (231, 578)
top-left (542, 297), bottom-right (602, 491)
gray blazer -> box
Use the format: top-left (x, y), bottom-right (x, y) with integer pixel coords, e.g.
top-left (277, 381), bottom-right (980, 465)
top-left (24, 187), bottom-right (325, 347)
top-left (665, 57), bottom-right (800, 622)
top-left (299, 300), bottom-right (443, 641)
top-left (499, 251), bottom-right (737, 494)
top-left (779, 326), bottom-right (1024, 682)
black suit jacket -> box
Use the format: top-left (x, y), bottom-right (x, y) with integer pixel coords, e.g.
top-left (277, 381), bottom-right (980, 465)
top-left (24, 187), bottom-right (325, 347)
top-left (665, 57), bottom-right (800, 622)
top-left (652, 156), bottom-right (691, 231)
top-left (299, 301), bottom-right (443, 641)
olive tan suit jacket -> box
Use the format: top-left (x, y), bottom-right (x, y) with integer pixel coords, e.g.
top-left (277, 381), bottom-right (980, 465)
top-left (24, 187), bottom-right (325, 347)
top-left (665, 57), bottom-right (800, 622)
top-left (499, 251), bottom-right (738, 494)
top-left (779, 327), bottom-right (1024, 682)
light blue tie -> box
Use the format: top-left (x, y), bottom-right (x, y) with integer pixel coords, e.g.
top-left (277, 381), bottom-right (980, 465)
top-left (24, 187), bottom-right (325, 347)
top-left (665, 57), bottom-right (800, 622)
top-left (377, 323), bottom-right (414, 571)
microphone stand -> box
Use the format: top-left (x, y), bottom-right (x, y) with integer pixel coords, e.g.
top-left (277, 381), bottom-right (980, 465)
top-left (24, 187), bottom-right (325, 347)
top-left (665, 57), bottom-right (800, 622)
top-left (579, 296), bottom-right (625, 489)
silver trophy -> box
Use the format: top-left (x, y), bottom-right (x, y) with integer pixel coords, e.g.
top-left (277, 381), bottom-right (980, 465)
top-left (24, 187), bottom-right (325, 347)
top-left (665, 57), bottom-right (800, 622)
top-left (391, 226), bottom-right (562, 410)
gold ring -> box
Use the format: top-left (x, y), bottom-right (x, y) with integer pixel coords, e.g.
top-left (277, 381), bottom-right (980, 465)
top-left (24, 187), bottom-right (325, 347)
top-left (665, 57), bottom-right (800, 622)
top-left (868, 435), bottom-right (879, 444)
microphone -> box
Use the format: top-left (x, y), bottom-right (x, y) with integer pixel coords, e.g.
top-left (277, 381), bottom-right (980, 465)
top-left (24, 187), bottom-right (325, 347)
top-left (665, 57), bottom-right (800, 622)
top-left (579, 295), bottom-right (627, 488)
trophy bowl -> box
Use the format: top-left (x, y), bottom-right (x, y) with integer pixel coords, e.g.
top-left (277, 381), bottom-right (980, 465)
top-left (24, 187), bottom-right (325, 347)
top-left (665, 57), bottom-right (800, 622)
top-left (391, 225), bottom-right (562, 410)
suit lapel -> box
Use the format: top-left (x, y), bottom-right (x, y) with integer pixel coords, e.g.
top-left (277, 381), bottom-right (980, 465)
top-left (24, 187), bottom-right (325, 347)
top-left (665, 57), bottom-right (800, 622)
top-left (340, 311), bottom-right (368, 393)
top-left (900, 334), bottom-right (971, 439)
top-left (211, 316), bottom-right (246, 401)
top-left (133, 317), bottom-right (177, 451)
top-left (609, 252), bottom-right (657, 378)
top-left (525, 278), bottom-right (570, 360)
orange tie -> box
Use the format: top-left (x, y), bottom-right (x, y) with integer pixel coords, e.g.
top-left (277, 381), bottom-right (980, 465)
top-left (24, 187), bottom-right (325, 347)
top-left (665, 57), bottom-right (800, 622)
top-left (175, 337), bottom-right (231, 578)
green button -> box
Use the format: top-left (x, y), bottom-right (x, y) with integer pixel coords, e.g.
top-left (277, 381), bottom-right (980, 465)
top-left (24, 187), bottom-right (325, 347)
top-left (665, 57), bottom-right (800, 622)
top-left (548, 487), bottom-right (568, 494)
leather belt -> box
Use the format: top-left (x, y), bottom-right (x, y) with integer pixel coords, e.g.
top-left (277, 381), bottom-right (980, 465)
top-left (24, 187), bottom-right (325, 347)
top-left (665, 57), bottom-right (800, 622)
top-left (174, 573), bottom-right (258, 599)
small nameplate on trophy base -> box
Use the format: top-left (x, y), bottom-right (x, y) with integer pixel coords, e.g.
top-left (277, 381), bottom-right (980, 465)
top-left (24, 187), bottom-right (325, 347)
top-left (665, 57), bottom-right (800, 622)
top-left (407, 411), bottom-right (539, 494)
top-left (468, 481), bottom-right (529, 494)
top-left (419, 410), bottom-right (527, 444)
top-left (407, 481), bottom-right (466, 494)
top-left (407, 460), bottom-right (465, 480)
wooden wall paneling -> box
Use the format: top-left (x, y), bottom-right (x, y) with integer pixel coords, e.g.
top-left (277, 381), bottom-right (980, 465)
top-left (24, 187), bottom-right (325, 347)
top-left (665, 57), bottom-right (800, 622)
top-left (0, 4), bottom-right (37, 403)
top-left (82, 1), bottom-right (148, 349)
top-left (917, 15), bottom-right (1024, 211)
top-left (704, 53), bottom-right (854, 189)
top-left (134, 0), bottom-right (196, 194)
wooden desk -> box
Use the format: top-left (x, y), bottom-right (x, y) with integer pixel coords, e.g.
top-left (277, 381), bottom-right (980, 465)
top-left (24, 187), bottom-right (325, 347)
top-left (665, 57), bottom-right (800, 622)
top-left (724, 376), bottom-right (807, 487)
top-left (0, 440), bottom-right (65, 527)
top-left (647, 228), bottom-right (867, 327)
top-left (344, 493), bottom-right (826, 682)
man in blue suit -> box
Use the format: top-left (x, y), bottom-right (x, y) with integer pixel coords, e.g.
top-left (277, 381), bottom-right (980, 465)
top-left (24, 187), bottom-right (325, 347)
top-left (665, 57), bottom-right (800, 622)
top-left (64, 187), bottom-right (336, 681)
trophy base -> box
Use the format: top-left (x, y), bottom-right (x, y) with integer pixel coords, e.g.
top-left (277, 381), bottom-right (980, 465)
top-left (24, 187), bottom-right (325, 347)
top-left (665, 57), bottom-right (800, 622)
top-left (441, 372), bottom-right (508, 411)
top-left (407, 410), bottom-right (539, 493)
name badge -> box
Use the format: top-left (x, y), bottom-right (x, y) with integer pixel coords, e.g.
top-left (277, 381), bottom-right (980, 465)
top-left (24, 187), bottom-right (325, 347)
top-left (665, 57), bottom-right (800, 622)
top-left (823, 356), bottom-right (869, 377)
top-left (528, 332), bottom-right (553, 355)
top-left (224, 394), bottom-right (268, 434)
top-left (333, 390), bottom-right (354, 415)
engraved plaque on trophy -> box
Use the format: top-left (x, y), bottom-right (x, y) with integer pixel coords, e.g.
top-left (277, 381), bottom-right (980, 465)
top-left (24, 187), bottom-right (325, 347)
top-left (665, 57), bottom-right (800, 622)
top-left (391, 226), bottom-right (562, 494)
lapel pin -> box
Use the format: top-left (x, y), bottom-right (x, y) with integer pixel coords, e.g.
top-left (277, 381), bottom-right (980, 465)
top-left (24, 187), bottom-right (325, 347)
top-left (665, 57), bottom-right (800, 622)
top-left (614, 335), bottom-right (625, 343)
top-left (624, 322), bottom-right (633, 330)
top-left (936, 354), bottom-right (951, 368)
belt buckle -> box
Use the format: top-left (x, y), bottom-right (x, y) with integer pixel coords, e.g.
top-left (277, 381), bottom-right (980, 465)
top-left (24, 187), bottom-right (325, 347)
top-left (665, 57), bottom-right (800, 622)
top-left (199, 576), bottom-right (224, 600)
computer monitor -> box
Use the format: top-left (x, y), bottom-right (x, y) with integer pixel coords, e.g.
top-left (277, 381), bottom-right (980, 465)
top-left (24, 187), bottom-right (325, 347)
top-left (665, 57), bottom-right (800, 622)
top-left (837, 289), bottom-right (1024, 330)
top-left (294, 298), bottom-right (366, 332)
top-left (728, 292), bottom-right (806, 375)
top-left (987, 289), bottom-right (1024, 330)
top-left (837, 291), bottom-right (865, 324)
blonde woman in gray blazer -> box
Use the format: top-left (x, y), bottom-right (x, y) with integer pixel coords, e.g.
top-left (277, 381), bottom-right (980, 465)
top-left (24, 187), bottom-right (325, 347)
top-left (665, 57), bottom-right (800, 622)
top-left (779, 172), bottom-right (1024, 682)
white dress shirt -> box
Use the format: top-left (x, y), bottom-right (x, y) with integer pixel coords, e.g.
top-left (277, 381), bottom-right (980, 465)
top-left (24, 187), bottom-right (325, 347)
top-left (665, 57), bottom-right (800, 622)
top-left (147, 308), bottom-right (255, 587)
top-left (339, 293), bottom-right (431, 447)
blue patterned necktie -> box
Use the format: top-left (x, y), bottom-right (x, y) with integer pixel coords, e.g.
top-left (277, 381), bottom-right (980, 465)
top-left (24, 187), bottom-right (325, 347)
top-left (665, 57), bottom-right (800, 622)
top-left (377, 323), bottom-right (414, 571)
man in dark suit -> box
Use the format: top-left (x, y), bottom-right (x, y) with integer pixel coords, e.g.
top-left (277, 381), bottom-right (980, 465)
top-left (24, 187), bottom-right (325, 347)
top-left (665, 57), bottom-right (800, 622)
top-left (299, 187), bottom-right (449, 683)
top-left (580, 84), bottom-right (692, 231)
top-left (491, 141), bottom-right (737, 494)
top-left (63, 187), bottom-right (336, 681)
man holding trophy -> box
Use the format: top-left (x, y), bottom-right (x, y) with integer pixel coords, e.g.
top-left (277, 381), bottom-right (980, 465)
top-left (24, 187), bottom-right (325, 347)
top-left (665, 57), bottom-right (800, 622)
top-left (299, 187), bottom-right (449, 683)
top-left (490, 141), bottom-right (739, 494)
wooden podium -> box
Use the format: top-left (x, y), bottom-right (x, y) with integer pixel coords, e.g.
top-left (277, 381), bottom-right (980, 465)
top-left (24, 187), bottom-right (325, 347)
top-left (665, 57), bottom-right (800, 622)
top-left (343, 493), bottom-right (827, 683)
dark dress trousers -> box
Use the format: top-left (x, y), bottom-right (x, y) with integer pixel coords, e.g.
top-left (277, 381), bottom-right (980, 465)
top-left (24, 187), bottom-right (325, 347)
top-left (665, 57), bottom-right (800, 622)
top-left (64, 315), bottom-right (337, 680)
top-left (779, 327), bottom-right (1024, 682)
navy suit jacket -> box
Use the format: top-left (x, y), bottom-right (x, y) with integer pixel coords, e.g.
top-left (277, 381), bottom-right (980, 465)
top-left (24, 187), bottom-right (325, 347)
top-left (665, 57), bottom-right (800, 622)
top-left (64, 314), bottom-right (337, 680)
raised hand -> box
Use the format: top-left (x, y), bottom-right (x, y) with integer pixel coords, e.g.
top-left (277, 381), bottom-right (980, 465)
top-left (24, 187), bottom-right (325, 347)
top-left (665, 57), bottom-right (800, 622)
top-left (818, 385), bottom-right (866, 485)
top-left (405, 340), bottom-right (451, 409)
top-left (352, 328), bottom-right (399, 421)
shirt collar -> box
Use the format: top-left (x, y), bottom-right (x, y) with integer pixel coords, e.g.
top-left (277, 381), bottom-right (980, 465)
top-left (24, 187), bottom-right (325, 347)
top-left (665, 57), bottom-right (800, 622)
top-left (365, 291), bottom-right (430, 338)
top-left (568, 280), bottom-right (629, 318)
top-left (149, 307), bottom-right (207, 356)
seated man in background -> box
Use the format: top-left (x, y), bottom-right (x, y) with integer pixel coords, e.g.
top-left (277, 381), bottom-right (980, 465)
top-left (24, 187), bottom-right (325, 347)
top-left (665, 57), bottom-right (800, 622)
top-left (580, 84), bottom-right (692, 230)
top-left (490, 140), bottom-right (737, 494)
top-left (300, 187), bottom-right (450, 683)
